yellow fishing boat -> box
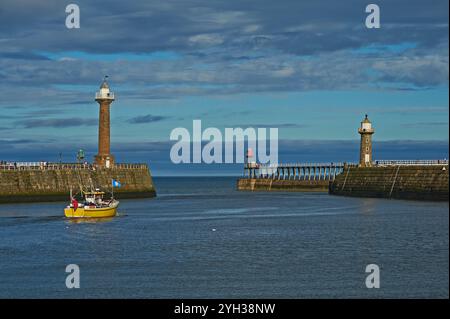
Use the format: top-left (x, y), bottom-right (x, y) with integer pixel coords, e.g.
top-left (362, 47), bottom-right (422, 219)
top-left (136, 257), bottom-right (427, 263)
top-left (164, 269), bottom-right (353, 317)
top-left (64, 189), bottom-right (119, 218)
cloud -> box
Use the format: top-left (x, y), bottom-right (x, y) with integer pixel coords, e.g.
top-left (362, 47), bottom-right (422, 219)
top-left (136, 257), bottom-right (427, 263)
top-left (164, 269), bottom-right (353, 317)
top-left (0, 138), bottom-right (41, 145)
top-left (373, 52), bottom-right (449, 87)
top-left (0, 51), bottom-right (50, 60)
top-left (0, 0), bottom-right (447, 151)
top-left (0, 0), bottom-right (447, 101)
top-left (188, 34), bottom-right (224, 46)
top-left (17, 118), bottom-right (97, 128)
top-left (127, 114), bottom-right (171, 124)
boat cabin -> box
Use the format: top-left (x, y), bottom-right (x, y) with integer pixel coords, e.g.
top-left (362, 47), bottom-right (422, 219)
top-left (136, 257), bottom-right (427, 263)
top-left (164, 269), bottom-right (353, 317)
top-left (83, 190), bottom-right (106, 206)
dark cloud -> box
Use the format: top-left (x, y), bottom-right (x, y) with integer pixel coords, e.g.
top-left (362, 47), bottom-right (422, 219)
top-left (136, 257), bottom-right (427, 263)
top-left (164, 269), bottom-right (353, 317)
top-left (17, 118), bottom-right (97, 128)
top-left (0, 0), bottom-right (447, 103)
top-left (0, 138), bottom-right (40, 145)
top-left (0, 0), bottom-right (447, 162)
top-left (0, 51), bottom-right (50, 60)
top-left (127, 114), bottom-right (171, 124)
top-left (1, 0), bottom-right (448, 54)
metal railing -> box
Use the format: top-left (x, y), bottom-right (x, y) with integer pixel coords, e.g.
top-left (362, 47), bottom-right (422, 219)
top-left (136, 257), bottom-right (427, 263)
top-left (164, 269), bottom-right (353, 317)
top-left (0, 162), bottom-right (148, 171)
top-left (253, 162), bottom-right (347, 169)
top-left (248, 160), bottom-right (448, 170)
top-left (374, 159), bottom-right (448, 166)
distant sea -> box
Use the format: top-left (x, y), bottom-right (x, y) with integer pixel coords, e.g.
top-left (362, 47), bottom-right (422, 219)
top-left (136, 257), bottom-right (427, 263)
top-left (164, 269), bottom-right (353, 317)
top-left (0, 177), bottom-right (448, 298)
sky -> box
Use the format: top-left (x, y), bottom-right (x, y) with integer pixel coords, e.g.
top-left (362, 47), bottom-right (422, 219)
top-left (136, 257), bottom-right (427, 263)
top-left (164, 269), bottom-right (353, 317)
top-left (0, 0), bottom-right (448, 175)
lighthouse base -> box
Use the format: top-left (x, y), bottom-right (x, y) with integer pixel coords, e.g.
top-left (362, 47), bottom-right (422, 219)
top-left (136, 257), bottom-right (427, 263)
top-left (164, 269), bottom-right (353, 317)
top-left (95, 154), bottom-right (115, 168)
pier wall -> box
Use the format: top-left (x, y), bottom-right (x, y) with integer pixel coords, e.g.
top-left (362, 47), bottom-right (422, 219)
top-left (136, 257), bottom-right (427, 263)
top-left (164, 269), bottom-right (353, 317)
top-left (329, 165), bottom-right (449, 201)
top-left (237, 178), bottom-right (329, 192)
top-left (0, 165), bottom-right (156, 203)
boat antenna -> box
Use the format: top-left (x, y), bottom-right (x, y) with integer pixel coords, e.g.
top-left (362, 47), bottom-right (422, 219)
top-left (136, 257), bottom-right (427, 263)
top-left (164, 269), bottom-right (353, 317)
top-left (111, 178), bottom-right (114, 200)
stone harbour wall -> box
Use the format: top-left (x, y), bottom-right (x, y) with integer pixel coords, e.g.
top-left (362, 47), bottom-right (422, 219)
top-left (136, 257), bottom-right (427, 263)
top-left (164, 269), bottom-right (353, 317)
top-left (0, 166), bottom-right (156, 203)
top-left (329, 165), bottom-right (449, 201)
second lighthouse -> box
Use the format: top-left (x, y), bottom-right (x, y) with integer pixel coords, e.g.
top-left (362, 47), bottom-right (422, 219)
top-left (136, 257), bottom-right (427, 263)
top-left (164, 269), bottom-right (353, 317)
top-left (95, 77), bottom-right (115, 168)
top-left (358, 114), bottom-right (374, 167)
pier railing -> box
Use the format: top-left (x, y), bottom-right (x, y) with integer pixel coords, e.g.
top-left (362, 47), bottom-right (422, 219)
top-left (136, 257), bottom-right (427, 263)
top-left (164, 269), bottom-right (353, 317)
top-left (257, 162), bottom-right (347, 168)
top-left (374, 160), bottom-right (448, 166)
top-left (0, 162), bottom-right (148, 171)
top-left (244, 162), bottom-right (347, 181)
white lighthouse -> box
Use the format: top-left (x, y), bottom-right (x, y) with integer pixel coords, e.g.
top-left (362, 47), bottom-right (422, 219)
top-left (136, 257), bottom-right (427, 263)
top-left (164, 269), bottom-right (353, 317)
top-left (358, 114), bottom-right (374, 167)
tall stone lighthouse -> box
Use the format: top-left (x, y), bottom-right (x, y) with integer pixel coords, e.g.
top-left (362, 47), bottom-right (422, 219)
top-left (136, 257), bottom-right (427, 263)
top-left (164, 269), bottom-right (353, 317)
top-left (358, 114), bottom-right (374, 167)
top-left (94, 77), bottom-right (115, 168)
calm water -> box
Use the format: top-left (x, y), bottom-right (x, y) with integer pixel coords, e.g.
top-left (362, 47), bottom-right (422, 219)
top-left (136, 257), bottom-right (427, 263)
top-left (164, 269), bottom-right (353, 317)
top-left (0, 177), bottom-right (448, 298)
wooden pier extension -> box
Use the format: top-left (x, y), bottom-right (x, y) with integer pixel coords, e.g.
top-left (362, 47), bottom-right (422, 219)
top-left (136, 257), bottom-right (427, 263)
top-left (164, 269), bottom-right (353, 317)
top-left (237, 162), bottom-right (345, 192)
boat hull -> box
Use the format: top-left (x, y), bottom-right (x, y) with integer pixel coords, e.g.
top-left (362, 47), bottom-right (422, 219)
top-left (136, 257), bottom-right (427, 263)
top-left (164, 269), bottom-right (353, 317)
top-left (64, 204), bottom-right (118, 218)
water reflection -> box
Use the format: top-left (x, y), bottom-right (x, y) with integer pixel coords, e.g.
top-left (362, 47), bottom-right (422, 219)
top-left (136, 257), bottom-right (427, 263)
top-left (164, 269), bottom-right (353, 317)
top-left (66, 217), bottom-right (116, 224)
top-left (360, 198), bottom-right (377, 216)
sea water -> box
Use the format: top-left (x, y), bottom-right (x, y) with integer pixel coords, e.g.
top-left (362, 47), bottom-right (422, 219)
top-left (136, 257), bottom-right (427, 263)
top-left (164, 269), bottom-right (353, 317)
top-left (0, 177), bottom-right (448, 298)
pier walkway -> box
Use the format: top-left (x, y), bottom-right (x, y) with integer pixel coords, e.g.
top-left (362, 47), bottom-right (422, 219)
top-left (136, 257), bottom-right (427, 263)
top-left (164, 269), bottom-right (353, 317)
top-left (244, 162), bottom-right (347, 181)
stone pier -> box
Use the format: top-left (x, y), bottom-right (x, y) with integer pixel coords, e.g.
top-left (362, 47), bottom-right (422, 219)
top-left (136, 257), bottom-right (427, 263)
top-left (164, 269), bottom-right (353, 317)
top-left (330, 161), bottom-right (449, 201)
top-left (0, 163), bottom-right (156, 203)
